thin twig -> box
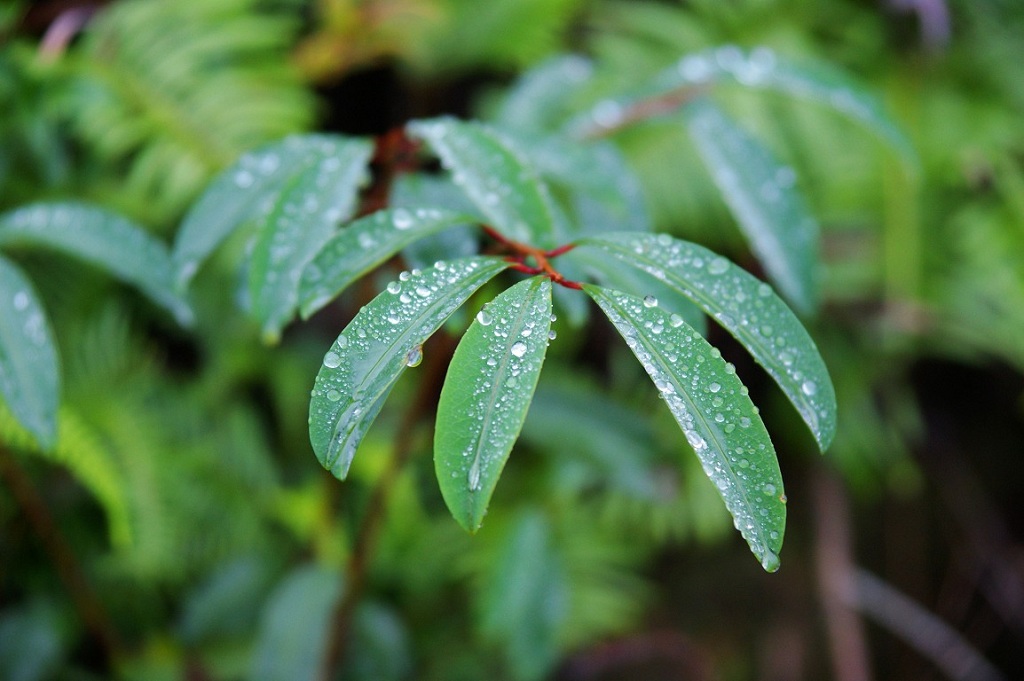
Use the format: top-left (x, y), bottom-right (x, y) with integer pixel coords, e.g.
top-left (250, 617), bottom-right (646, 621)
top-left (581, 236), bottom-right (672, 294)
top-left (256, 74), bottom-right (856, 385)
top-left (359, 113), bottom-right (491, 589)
top-left (847, 568), bottom-right (1006, 681)
top-left (317, 332), bottom-right (457, 681)
top-left (0, 444), bottom-right (125, 665)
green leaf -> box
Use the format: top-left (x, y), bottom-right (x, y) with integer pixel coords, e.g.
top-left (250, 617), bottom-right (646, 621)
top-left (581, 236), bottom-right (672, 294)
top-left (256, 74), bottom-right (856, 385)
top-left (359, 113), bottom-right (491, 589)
top-left (522, 372), bottom-right (661, 498)
top-left (0, 600), bottom-right (65, 681)
top-left (340, 602), bottom-right (413, 681)
top-left (299, 207), bottom-right (479, 318)
top-left (683, 99), bottom-right (819, 313)
top-left (575, 45), bottom-right (914, 161)
top-left (502, 131), bottom-right (652, 236)
top-left (493, 55), bottom-right (595, 134)
top-left (580, 232), bottom-right (837, 451)
top-left (247, 139), bottom-right (375, 341)
top-left (172, 134), bottom-right (372, 290)
top-left (584, 284), bottom-right (785, 571)
top-left (0, 202), bottom-right (192, 325)
top-left (477, 510), bottom-right (567, 681)
top-left (249, 564), bottom-right (342, 681)
top-left (0, 255), bottom-right (59, 449)
top-left (178, 556), bottom-right (280, 645)
top-left (407, 117), bottom-right (559, 248)
top-left (310, 257), bottom-right (509, 479)
top-left (435, 277), bottom-right (553, 532)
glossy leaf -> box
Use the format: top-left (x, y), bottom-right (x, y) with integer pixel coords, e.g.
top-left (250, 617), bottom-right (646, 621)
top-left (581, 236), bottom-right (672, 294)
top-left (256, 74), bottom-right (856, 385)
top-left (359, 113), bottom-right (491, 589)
top-left (172, 134), bottom-right (372, 290)
top-left (0, 202), bottom-right (192, 325)
top-left (247, 140), bottom-right (374, 341)
top-left (580, 232), bottom-right (837, 451)
top-left (684, 99), bottom-right (819, 313)
top-left (585, 284), bottom-right (785, 571)
top-left (299, 207), bottom-right (479, 318)
top-left (435, 277), bottom-right (553, 532)
top-left (310, 257), bottom-right (509, 479)
top-left (575, 45), bottom-right (913, 161)
top-left (0, 255), bottom-right (58, 449)
top-left (407, 117), bottom-right (560, 248)
top-left (249, 564), bottom-right (342, 681)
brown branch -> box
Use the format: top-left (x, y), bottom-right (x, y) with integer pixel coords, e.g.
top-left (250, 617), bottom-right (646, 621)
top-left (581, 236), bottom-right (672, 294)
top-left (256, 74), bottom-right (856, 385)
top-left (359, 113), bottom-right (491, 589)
top-left (578, 85), bottom-right (710, 140)
top-left (0, 444), bottom-right (126, 665)
top-left (317, 331), bottom-right (458, 681)
top-left (813, 466), bottom-right (873, 681)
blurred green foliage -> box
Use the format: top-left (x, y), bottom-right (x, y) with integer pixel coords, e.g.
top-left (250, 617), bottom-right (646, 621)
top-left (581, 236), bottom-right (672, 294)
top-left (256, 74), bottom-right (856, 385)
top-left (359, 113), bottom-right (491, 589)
top-left (1, 0), bottom-right (1022, 679)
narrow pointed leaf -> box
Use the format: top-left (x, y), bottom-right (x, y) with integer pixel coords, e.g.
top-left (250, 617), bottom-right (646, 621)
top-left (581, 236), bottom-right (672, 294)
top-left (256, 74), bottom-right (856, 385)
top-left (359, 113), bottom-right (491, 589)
top-left (247, 140), bottom-right (373, 341)
top-left (172, 134), bottom-right (372, 290)
top-left (574, 45), bottom-right (913, 162)
top-left (310, 257), bottom-right (509, 479)
top-left (407, 117), bottom-right (559, 248)
top-left (580, 232), bottom-right (836, 451)
top-left (435, 277), bottom-right (553, 532)
top-left (299, 207), bottom-right (479, 318)
top-left (585, 284), bottom-right (784, 571)
top-left (684, 99), bottom-right (819, 313)
top-left (0, 255), bottom-right (59, 448)
top-left (249, 564), bottom-right (342, 681)
top-left (493, 55), bottom-right (595, 133)
top-left (477, 509), bottom-right (567, 680)
top-left (0, 202), bottom-right (192, 325)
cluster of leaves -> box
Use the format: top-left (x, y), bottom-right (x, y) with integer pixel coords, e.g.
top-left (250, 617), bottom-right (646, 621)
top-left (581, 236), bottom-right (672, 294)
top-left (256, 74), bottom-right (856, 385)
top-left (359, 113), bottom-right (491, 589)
top-left (152, 39), bottom-right (926, 570)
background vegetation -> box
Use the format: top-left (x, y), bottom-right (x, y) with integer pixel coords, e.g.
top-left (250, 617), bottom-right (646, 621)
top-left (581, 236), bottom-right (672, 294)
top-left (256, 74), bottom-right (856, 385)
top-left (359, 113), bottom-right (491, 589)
top-left (1, 0), bottom-right (1022, 679)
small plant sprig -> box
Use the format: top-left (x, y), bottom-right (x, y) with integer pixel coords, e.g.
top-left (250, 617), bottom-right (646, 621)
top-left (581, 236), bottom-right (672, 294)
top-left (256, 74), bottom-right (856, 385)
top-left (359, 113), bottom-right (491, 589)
top-left (1, 46), bottom-right (914, 574)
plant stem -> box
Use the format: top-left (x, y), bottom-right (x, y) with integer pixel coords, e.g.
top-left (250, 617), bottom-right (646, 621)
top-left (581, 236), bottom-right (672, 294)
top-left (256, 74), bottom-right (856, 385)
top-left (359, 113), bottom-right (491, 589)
top-left (0, 444), bottom-right (125, 666)
top-left (813, 466), bottom-right (873, 681)
top-left (317, 331), bottom-right (457, 681)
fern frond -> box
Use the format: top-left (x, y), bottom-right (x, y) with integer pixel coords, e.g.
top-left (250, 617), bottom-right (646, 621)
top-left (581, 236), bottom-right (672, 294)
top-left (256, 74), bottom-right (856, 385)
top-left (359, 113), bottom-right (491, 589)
top-left (0, 402), bottom-right (133, 548)
top-left (62, 0), bottom-right (314, 223)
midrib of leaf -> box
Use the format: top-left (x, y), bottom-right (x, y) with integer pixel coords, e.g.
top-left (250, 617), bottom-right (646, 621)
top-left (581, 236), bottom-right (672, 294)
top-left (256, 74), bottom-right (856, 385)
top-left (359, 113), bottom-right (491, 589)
top-left (463, 278), bottom-right (543, 502)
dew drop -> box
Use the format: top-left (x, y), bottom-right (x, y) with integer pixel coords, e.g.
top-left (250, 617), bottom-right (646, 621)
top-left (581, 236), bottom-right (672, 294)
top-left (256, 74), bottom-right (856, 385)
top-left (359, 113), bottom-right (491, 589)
top-left (415, 286), bottom-right (431, 298)
top-left (548, 330), bottom-right (557, 341)
top-left (326, 389), bottom-right (342, 402)
top-left (406, 345), bottom-right (423, 367)
top-left (393, 209), bottom-right (414, 230)
top-left (12, 292), bottom-right (29, 311)
top-left (386, 281), bottom-right (401, 294)
top-left (708, 382), bottom-right (722, 393)
top-left (763, 483), bottom-right (776, 496)
top-left (510, 341), bottom-right (527, 358)
top-left (801, 380), bottom-right (817, 396)
top-left (643, 295), bottom-right (658, 308)
top-left (708, 257), bottom-right (729, 275)
top-left (669, 313), bottom-right (684, 328)
top-left (476, 310), bottom-right (493, 326)
top-left (323, 352), bottom-right (342, 368)
top-left (760, 549), bottom-right (781, 573)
